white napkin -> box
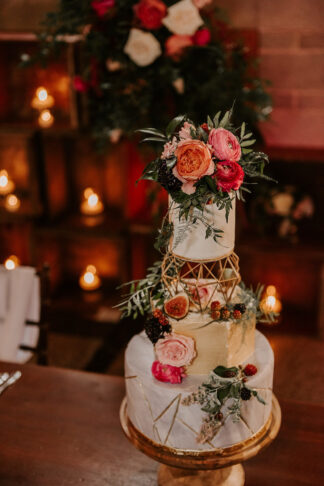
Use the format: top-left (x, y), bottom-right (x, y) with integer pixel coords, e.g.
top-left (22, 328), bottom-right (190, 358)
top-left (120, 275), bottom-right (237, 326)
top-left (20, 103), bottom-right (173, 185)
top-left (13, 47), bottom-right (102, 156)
top-left (0, 266), bottom-right (40, 363)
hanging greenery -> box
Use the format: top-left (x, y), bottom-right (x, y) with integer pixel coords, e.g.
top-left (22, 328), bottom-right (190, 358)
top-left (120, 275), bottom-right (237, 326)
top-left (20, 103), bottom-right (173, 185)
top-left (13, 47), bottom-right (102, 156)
top-left (23, 0), bottom-right (272, 147)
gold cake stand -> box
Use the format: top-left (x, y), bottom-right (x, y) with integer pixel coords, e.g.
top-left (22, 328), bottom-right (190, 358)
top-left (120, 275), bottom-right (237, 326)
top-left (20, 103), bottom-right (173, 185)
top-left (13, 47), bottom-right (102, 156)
top-left (120, 395), bottom-right (281, 485)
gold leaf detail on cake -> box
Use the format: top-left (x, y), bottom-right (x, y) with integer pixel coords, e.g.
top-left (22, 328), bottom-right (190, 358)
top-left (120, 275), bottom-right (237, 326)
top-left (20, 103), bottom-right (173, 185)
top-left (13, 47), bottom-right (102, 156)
top-left (154, 394), bottom-right (182, 423)
top-left (163, 394), bottom-right (182, 445)
top-left (176, 417), bottom-right (215, 449)
top-left (125, 375), bottom-right (138, 379)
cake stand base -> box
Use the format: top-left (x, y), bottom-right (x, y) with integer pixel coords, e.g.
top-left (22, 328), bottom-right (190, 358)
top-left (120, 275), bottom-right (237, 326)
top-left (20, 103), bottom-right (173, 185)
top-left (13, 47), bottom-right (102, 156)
top-left (158, 463), bottom-right (244, 486)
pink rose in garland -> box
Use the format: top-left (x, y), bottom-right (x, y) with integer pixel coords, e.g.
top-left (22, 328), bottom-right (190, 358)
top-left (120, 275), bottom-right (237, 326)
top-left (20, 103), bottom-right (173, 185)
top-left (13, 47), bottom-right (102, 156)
top-left (173, 139), bottom-right (214, 194)
top-left (91, 0), bottom-right (115, 17)
top-left (208, 128), bottom-right (241, 162)
top-left (216, 160), bottom-right (244, 192)
top-left (134, 0), bottom-right (167, 30)
top-left (151, 361), bottom-right (186, 384)
top-left (155, 333), bottom-right (196, 367)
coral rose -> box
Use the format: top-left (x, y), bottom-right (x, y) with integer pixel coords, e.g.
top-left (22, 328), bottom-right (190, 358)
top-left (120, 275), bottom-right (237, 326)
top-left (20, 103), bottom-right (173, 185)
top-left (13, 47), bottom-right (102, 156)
top-left (151, 361), bottom-right (186, 384)
top-left (173, 139), bottom-right (214, 194)
top-left (216, 160), bottom-right (244, 192)
top-left (134, 0), bottom-right (167, 29)
top-left (155, 333), bottom-right (196, 367)
top-left (165, 35), bottom-right (193, 60)
top-left (91, 0), bottom-right (115, 17)
top-left (208, 128), bottom-right (241, 162)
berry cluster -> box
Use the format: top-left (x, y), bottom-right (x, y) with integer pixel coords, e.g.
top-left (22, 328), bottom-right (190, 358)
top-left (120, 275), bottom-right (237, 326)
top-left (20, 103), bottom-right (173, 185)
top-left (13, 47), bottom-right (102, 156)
top-left (157, 160), bottom-right (182, 193)
top-left (243, 364), bottom-right (258, 376)
top-left (210, 301), bottom-right (246, 321)
top-left (144, 310), bottom-right (171, 344)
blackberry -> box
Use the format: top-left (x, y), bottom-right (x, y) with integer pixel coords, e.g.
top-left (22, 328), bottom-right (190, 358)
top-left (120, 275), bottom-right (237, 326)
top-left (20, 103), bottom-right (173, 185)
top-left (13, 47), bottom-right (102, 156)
top-left (158, 160), bottom-right (182, 192)
top-left (234, 303), bottom-right (246, 314)
top-left (144, 316), bottom-right (171, 344)
top-left (240, 387), bottom-right (251, 401)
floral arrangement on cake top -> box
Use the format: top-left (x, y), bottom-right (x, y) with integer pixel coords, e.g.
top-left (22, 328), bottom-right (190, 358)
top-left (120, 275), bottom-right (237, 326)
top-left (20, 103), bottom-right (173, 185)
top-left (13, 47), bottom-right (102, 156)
top-left (24, 0), bottom-right (272, 146)
top-left (139, 108), bottom-right (273, 248)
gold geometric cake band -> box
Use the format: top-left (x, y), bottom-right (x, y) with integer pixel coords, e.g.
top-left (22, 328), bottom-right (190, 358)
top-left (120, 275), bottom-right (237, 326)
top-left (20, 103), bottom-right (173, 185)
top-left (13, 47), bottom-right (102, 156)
top-left (161, 250), bottom-right (241, 305)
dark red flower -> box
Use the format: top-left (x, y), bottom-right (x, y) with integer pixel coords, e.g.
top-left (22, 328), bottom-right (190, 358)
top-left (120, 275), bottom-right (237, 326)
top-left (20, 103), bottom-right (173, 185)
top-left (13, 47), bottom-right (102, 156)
top-left (73, 76), bottom-right (89, 93)
top-left (134, 0), bottom-right (167, 30)
top-left (91, 0), bottom-right (115, 17)
top-left (215, 160), bottom-right (244, 192)
top-left (193, 28), bottom-right (211, 46)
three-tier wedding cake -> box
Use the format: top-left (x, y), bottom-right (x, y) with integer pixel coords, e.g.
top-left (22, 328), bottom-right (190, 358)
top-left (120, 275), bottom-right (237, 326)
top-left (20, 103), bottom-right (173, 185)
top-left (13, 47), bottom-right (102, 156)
top-left (120, 110), bottom-right (277, 450)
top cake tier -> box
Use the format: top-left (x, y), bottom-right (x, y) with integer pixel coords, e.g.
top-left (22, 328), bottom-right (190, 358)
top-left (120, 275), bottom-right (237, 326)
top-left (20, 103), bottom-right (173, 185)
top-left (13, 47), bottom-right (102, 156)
top-left (169, 197), bottom-right (236, 261)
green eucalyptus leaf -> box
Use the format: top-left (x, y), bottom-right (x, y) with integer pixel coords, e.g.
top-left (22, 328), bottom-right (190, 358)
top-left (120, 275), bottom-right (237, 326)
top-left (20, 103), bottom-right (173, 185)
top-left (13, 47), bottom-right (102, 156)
top-left (166, 115), bottom-right (185, 137)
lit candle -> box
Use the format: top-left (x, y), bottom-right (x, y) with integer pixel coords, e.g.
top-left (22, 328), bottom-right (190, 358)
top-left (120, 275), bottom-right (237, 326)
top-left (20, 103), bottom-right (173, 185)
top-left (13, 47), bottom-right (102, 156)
top-left (79, 265), bottom-right (101, 291)
top-left (80, 187), bottom-right (104, 216)
top-left (0, 170), bottom-right (15, 195)
top-left (260, 285), bottom-right (282, 314)
top-left (5, 194), bottom-right (21, 212)
top-left (38, 109), bottom-right (54, 128)
top-left (31, 87), bottom-right (54, 110)
top-left (4, 255), bottom-right (20, 270)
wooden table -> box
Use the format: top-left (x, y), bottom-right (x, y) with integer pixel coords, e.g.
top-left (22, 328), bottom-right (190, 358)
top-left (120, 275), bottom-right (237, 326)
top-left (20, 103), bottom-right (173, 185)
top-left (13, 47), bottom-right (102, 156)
top-left (0, 362), bottom-right (323, 486)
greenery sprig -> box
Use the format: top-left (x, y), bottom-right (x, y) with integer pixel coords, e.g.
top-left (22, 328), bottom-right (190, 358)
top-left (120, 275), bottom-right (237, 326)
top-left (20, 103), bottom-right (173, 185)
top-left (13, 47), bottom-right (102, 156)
top-left (182, 364), bottom-right (266, 444)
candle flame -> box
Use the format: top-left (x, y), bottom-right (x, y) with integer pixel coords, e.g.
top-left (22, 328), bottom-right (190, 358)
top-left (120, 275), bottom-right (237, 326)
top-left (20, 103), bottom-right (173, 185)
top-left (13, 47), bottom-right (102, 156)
top-left (84, 271), bottom-right (95, 284)
top-left (0, 170), bottom-right (9, 188)
top-left (40, 110), bottom-right (52, 122)
top-left (86, 264), bottom-right (97, 274)
top-left (6, 194), bottom-right (20, 207)
top-left (36, 87), bottom-right (48, 102)
top-left (88, 193), bottom-right (99, 207)
top-left (4, 255), bottom-right (20, 270)
top-left (266, 295), bottom-right (276, 310)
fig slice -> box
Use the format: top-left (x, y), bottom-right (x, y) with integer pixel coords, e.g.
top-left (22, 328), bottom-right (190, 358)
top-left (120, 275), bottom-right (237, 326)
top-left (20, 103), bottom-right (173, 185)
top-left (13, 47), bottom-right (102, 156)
top-left (164, 293), bottom-right (189, 319)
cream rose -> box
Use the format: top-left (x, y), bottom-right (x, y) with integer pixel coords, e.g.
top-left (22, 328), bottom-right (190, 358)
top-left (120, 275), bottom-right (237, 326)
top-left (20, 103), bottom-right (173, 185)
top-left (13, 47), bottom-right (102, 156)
top-left (155, 333), bottom-right (196, 367)
top-left (124, 28), bottom-right (161, 67)
top-left (162, 0), bottom-right (203, 36)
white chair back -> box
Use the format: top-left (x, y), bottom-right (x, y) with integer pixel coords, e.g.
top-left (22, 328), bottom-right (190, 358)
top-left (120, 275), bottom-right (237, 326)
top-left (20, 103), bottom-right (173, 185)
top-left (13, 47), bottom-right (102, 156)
top-left (0, 265), bottom-right (40, 363)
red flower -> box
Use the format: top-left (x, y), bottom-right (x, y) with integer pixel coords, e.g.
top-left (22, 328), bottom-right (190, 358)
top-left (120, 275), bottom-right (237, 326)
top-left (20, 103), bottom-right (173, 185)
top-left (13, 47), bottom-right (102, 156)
top-left (91, 0), bottom-right (115, 17)
top-left (73, 76), bottom-right (89, 92)
top-left (193, 28), bottom-right (211, 46)
top-left (200, 123), bottom-right (210, 134)
top-left (215, 160), bottom-right (244, 192)
top-left (151, 360), bottom-right (186, 384)
top-left (134, 0), bottom-right (167, 30)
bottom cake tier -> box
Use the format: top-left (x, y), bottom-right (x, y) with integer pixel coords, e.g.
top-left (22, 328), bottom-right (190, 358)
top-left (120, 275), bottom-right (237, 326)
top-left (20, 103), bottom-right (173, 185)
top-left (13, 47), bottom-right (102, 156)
top-left (125, 330), bottom-right (274, 451)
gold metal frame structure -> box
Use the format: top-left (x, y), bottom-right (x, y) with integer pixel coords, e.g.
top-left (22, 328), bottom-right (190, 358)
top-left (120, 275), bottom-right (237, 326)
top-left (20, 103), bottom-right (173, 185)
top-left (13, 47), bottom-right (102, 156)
top-left (161, 251), bottom-right (241, 308)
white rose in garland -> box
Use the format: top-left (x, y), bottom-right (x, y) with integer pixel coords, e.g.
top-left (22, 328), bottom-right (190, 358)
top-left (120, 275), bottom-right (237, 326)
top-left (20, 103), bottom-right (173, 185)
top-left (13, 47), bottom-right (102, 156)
top-left (124, 28), bottom-right (162, 67)
top-left (162, 0), bottom-right (204, 36)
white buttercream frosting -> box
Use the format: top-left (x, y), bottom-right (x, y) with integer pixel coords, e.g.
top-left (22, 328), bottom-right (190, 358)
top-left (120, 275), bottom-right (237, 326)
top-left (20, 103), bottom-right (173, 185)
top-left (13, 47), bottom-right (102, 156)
top-left (125, 330), bottom-right (274, 450)
top-left (169, 198), bottom-right (236, 261)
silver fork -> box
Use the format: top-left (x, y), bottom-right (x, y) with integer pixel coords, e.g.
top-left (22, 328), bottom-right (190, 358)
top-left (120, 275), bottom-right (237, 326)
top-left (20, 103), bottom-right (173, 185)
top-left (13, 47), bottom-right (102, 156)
top-left (0, 371), bottom-right (22, 396)
top-left (0, 373), bottom-right (9, 386)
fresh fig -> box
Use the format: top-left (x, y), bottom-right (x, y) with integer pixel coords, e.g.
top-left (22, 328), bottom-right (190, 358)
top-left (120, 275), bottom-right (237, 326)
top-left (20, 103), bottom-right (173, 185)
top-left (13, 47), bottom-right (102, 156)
top-left (164, 293), bottom-right (189, 319)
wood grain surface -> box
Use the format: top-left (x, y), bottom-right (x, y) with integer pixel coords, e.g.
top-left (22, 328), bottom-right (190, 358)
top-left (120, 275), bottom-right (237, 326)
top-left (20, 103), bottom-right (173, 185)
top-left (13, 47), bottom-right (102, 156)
top-left (0, 362), bottom-right (323, 486)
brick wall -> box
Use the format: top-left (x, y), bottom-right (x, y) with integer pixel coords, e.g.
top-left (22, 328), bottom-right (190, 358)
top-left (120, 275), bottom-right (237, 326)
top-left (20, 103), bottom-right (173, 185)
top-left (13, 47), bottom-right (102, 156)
top-left (216, 0), bottom-right (324, 149)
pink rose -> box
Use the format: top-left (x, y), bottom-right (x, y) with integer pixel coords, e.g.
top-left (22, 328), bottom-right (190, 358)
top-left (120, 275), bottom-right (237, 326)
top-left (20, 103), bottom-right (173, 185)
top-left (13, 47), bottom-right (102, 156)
top-left (134, 0), bottom-right (167, 30)
top-left (161, 137), bottom-right (178, 158)
top-left (165, 35), bottom-right (194, 61)
top-left (179, 121), bottom-right (194, 140)
top-left (190, 285), bottom-right (211, 306)
top-left (208, 128), bottom-right (241, 162)
top-left (173, 139), bottom-right (214, 194)
top-left (193, 28), bottom-right (211, 46)
top-left (91, 0), bottom-right (115, 17)
top-left (73, 76), bottom-right (89, 92)
top-left (151, 361), bottom-right (186, 384)
top-left (215, 160), bottom-right (244, 192)
top-left (155, 333), bottom-right (196, 367)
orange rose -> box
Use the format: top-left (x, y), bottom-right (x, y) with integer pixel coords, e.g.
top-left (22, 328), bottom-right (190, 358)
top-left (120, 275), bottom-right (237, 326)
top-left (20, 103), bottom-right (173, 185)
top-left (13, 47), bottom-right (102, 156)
top-left (173, 140), bottom-right (214, 194)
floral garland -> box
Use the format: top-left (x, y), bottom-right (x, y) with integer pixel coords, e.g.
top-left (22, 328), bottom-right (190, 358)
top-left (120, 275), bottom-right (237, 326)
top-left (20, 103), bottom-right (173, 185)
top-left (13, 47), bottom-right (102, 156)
top-left (25, 0), bottom-right (272, 146)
